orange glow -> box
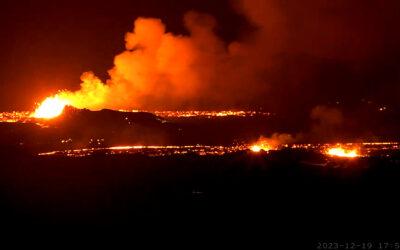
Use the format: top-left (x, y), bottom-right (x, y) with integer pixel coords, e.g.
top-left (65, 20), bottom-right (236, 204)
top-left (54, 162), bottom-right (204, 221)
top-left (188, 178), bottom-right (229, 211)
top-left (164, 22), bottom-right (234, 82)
top-left (249, 133), bottom-right (293, 153)
top-left (250, 143), bottom-right (270, 152)
top-left (0, 111), bottom-right (31, 123)
top-left (326, 147), bottom-right (359, 158)
top-left (250, 145), bottom-right (262, 152)
top-left (32, 96), bottom-right (70, 119)
top-left (152, 110), bottom-right (270, 118)
top-left (38, 144), bottom-right (250, 157)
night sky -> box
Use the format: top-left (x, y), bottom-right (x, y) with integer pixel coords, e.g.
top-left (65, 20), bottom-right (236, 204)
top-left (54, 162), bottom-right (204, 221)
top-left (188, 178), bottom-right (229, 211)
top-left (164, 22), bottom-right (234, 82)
top-left (1, 0), bottom-right (399, 113)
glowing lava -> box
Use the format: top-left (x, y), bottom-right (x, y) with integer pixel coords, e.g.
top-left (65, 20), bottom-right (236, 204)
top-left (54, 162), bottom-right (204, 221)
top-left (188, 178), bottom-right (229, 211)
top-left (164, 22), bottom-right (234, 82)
top-left (250, 145), bottom-right (261, 152)
top-left (32, 96), bottom-right (70, 119)
top-left (326, 147), bottom-right (359, 158)
top-left (250, 144), bottom-right (270, 153)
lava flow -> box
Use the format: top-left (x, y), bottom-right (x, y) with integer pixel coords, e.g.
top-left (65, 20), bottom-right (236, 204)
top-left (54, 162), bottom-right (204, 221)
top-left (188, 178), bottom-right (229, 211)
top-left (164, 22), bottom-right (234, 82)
top-left (326, 146), bottom-right (360, 158)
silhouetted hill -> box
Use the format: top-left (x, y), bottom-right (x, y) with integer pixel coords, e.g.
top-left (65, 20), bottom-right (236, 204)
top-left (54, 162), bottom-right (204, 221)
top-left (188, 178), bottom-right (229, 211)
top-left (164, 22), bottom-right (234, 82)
top-left (0, 107), bottom-right (276, 152)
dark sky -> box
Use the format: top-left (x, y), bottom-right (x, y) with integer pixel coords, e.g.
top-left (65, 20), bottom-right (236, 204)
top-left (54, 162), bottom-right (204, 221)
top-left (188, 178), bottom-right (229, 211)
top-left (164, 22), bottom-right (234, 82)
top-left (0, 0), bottom-right (399, 112)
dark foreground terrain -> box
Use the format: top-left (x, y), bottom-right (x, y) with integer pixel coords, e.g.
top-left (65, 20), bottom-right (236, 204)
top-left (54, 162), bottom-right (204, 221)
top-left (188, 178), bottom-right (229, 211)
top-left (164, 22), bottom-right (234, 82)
top-left (0, 148), bottom-right (399, 245)
top-left (1, 108), bottom-right (399, 246)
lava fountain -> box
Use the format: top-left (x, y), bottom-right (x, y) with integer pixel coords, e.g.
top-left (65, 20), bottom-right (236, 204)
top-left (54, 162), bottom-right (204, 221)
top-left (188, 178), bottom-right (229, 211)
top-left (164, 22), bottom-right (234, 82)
top-left (32, 96), bottom-right (70, 119)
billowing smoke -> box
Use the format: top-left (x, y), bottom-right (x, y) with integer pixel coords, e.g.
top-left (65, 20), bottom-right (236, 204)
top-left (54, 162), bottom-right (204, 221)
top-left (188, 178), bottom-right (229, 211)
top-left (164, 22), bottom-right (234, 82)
top-left (55, 6), bottom-right (272, 110)
top-left (43, 0), bottom-right (400, 112)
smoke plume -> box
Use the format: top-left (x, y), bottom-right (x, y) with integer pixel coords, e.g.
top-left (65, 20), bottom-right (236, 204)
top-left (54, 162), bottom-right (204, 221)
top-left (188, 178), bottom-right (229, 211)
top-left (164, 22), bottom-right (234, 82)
top-left (56, 6), bottom-right (274, 110)
top-left (45, 0), bottom-right (400, 111)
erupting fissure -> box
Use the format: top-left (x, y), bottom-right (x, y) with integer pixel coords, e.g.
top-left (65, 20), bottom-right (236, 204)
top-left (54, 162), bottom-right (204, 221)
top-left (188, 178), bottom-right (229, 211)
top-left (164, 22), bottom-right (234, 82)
top-left (31, 4), bottom-right (275, 114)
top-left (32, 96), bottom-right (70, 119)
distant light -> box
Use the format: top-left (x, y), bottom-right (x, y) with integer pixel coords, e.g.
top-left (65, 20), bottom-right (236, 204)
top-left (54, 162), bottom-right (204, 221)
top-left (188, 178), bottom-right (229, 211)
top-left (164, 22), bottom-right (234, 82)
top-left (379, 106), bottom-right (387, 111)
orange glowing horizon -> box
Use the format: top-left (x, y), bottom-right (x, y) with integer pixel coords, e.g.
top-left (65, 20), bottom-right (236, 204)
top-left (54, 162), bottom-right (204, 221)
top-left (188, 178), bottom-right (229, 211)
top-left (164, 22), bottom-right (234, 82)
top-left (31, 93), bottom-right (272, 120)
